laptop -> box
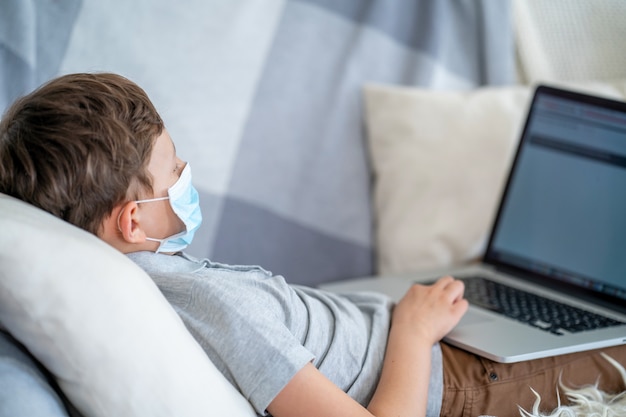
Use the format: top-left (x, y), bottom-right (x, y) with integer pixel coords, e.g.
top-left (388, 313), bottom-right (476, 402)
top-left (322, 85), bottom-right (626, 363)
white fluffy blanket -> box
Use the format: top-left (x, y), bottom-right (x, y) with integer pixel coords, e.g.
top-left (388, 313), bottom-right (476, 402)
top-left (519, 353), bottom-right (626, 417)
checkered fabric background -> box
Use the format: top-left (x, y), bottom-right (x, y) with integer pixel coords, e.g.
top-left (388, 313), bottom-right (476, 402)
top-left (0, 0), bottom-right (515, 286)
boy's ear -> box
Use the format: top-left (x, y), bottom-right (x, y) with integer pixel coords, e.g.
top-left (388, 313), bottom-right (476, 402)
top-left (116, 201), bottom-right (146, 244)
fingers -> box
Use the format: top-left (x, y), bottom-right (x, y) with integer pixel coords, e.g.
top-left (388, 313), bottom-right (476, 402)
top-left (434, 275), bottom-right (455, 285)
top-left (431, 277), bottom-right (469, 320)
top-left (399, 276), bottom-right (469, 342)
top-left (432, 276), bottom-right (465, 301)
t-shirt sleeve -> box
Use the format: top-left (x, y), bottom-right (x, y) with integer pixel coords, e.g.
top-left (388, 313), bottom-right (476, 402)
top-left (172, 275), bottom-right (315, 415)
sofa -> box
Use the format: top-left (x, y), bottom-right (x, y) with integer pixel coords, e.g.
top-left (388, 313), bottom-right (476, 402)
top-left (1, 1), bottom-right (625, 416)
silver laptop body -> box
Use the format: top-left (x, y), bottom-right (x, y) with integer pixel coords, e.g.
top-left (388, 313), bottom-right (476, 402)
top-left (323, 85), bottom-right (626, 363)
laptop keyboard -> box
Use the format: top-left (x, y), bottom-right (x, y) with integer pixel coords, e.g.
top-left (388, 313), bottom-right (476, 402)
top-left (460, 276), bottom-right (625, 335)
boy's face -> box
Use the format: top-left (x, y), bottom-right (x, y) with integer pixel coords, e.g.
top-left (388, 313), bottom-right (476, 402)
top-left (138, 129), bottom-right (187, 250)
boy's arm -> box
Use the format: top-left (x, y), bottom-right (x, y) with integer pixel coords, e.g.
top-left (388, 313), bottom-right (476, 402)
top-left (267, 277), bottom-right (467, 417)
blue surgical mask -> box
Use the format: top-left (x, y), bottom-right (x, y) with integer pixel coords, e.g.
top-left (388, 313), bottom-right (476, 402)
top-left (136, 163), bottom-right (203, 253)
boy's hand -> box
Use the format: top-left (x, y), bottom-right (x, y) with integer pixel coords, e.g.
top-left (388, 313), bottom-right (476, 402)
top-left (367, 276), bottom-right (468, 417)
top-left (392, 276), bottom-right (468, 345)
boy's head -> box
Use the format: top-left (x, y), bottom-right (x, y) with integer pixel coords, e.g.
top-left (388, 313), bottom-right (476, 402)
top-left (0, 72), bottom-right (198, 254)
top-left (0, 72), bottom-right (162, 234)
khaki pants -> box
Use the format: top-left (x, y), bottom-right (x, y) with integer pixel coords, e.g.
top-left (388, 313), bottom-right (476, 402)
top-left (440, 342), bottom-right (626, 417)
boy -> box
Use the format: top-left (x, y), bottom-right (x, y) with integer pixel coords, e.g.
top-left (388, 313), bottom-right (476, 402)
top-left (1, 73), bottom-right (624, 417)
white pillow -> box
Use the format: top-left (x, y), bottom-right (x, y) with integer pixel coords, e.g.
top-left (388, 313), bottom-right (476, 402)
top-left (0, 193), bottom-right (256, 417)
top-left (364, 80), bottom-right (626, 275)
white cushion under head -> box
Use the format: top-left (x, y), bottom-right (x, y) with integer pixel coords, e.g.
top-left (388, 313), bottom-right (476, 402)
top-left (0, 193), bottom-right (256, 417)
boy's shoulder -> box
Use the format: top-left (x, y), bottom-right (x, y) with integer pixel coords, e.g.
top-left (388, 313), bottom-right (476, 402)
top-left (126, 251), bottom-right (201, 275)
top-left (126, 251), bottom-right (272, 278)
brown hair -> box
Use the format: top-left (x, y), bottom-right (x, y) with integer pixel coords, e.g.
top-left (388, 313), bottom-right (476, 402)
top-left (0, 72), bottom-right (164, 235)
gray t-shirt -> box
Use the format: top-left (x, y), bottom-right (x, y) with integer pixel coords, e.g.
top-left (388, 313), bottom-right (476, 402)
top-left (128, 252), bottom-right (443, 416)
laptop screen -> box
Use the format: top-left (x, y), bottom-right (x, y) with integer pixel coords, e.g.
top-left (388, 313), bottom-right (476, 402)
top-left (485, 85), bottom-right (626, 305)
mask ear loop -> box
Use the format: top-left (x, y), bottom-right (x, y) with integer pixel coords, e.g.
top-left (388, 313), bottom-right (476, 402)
top-left (119, 197), bottom-right (184, 253)
top-left (116, 197), bottom-right (170, 237)
top-left (135, 196), bottom-right (169, 204)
